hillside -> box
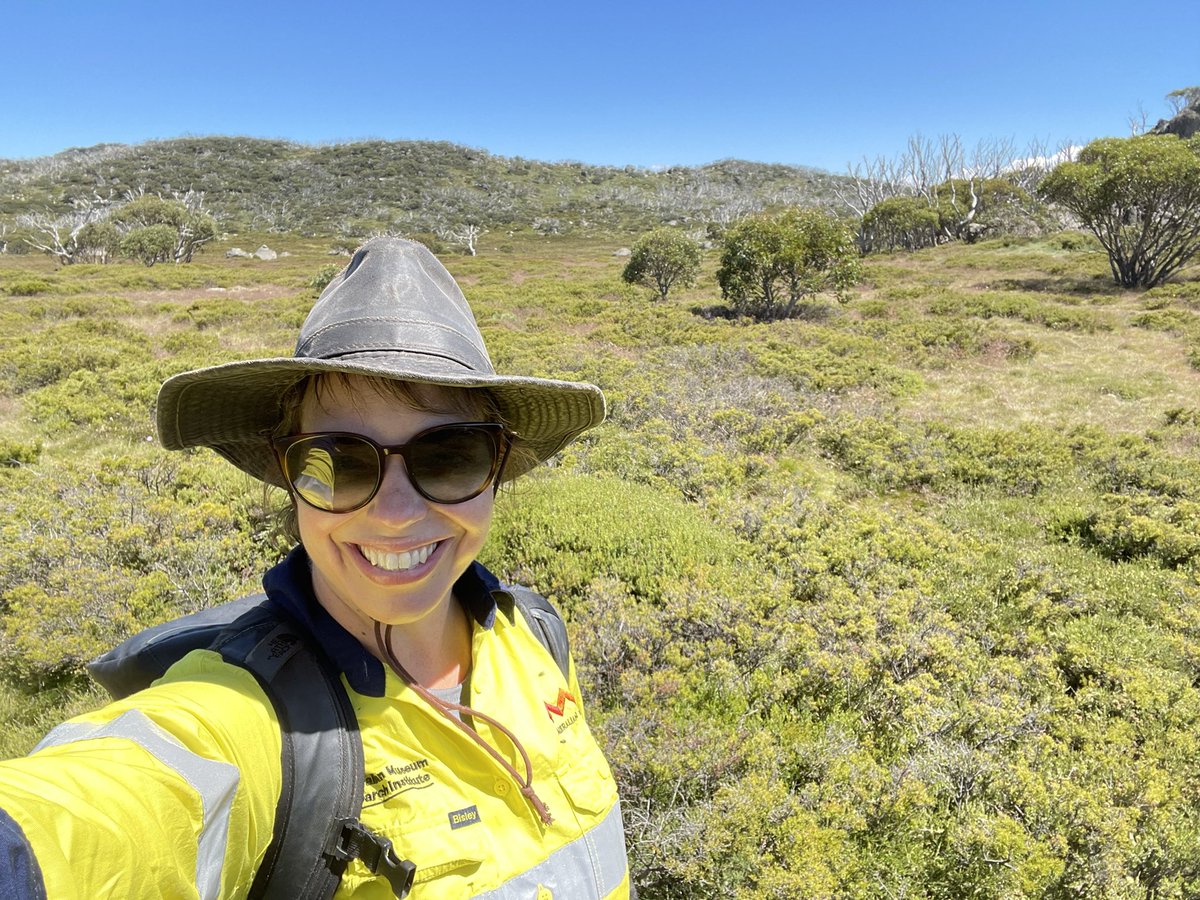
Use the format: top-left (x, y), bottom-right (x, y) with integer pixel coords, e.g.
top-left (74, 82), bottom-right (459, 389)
top-left (0, 137), bottom-right (849, 236)
top-left (2, 229), bottom-right (1200, 895)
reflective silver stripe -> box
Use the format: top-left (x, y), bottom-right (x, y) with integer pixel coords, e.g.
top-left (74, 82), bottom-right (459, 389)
top-left (34, 709), bottom-right (239, 900)
top-left (475, 800), bottom-right (627, 899)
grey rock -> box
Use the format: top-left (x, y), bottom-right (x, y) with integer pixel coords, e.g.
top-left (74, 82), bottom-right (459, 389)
top-left (1151, 108), bottom-right (1200, 139)
top-left (254, 245), bottom-right (277, 261)
top-left (225, 247), bottom-right (253, 259)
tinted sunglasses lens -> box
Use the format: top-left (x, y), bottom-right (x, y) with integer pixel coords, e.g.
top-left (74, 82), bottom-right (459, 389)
top-left (406, 427), bottom-right (499, 503)
top-left (284, 435), bottom-right (379, 512)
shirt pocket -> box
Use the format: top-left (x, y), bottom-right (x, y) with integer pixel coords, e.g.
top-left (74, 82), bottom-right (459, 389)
top-left (396, 812), bottom-right (491, 898)
top-left (555, 743), bottom-right (619, 819)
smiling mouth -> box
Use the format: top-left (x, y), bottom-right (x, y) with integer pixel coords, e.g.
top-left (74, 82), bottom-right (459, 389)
top-left (359, 542), bottom-right (440, 572)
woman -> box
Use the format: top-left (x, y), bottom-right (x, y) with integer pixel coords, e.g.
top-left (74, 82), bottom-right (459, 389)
top-left (0, 237), bottom-right (630, 898)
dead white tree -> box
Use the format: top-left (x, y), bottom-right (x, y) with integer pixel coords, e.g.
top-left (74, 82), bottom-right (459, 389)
top-left (18, 210), bottom-right (89, 263)
top-left (438, 223), bottom-right (485, 256)
top-left (18, 191), bottom-right (118, 264)
top-left (833, 154), bottom-right (912, 217)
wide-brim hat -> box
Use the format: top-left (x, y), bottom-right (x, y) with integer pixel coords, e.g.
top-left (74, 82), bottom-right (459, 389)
top-left (156, 236), bottom-right (605, 487)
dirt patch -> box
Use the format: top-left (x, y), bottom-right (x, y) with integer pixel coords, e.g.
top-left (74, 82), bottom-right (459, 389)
top-left (124, 285), bottom-right (291, 306)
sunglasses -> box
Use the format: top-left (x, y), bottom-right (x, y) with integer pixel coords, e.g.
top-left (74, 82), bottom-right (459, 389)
top-left (273, 423), bottom-right (512, 513)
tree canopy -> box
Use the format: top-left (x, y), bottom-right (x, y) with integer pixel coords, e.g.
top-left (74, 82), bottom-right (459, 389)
top-left (621, 228), bottom-right (702, 301)
top-left (717, 209), bottom-right (861, 321)
top-left (1039, 135), bottom-right (1200, 288)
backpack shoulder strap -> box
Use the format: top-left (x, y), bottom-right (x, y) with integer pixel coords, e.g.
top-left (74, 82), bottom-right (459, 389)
top-left (213, 601), bottom-right (415, 900)
top-left (86, 594), bottom-right (265, 698)
top-left (498, 586), bottom-right (571, 680)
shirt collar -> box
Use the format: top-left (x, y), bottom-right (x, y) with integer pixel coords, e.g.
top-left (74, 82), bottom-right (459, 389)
top-left (261, 545), bottom-right (501, 697)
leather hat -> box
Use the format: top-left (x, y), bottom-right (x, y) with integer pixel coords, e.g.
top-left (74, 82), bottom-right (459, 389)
top-left (156, 236), bottom-right (605, 486)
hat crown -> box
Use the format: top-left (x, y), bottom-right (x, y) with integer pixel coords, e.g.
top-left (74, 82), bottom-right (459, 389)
top-left (297, 237), bottom-right (495, 375)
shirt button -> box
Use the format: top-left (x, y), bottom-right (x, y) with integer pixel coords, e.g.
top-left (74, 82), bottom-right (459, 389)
top-left (494, 779), bottom-right (510, 797)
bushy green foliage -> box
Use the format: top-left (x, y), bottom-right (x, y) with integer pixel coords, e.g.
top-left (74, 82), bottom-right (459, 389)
top-left (1051, 230), bottom-right (1102, 252)
top-left (621, 228), bottom-right (702, 301)
top-left (1, 277), bottom-right (53, 296)
top-left (1054, 494), bottom-right (1200, 567)
top-left (485, 473), bottom-right (744, 603)
top-left (74, 221), bottom-right (120, 264)
top-left (860, 195), bottom-right (940, 253)
top-left (0, 440), bottom-right (40, 467)
top-left (112, 195), bottom-right (217, 264)
top-left (935, 177), bottom-right (1044, 243)
top-left (0, 319), bottom-right (151, 394)
top-left (928, 291), bottom-right (1113, 332)
top-left (0, 454), bottom-right (276, 684)
top-left (307, 263), bottom-right (342, 292)
top-left (717, 209), bottom-right (862, 321)
top-left (1039, 135), bottom-right (1200, 288)
top-left (119, 223), bottom-right (177, 266)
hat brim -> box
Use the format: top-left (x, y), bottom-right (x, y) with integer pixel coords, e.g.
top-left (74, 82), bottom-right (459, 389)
top-left (157, 355), bottom-right (605, 487)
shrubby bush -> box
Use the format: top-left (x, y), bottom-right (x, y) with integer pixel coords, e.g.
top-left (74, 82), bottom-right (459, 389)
top-left (1040, 134), bottom-right (1200, 288)
top-left (928, 291), bottom-right (1113, 332)
top-left (620, 227), bottom-right (702, 301)
top-left (0, 320), bottom-right (152, 394)
top-left (0, 453), bottom-right (276, 684)
top-left (859, 195), bottom-right (941, 253)
top-left (717, 209), bottom-right (862, 321)
top-left (485, 473), bottom-right (746, 604)
top-left (0, 277), bottom-right (54, 296)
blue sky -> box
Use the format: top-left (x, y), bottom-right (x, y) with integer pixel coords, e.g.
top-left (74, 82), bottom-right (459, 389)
top-left (4, 0), bottom-right (1197, 173)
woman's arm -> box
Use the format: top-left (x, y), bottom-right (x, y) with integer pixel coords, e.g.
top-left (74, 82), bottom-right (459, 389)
top-left (0, 649), bottom-right (282, 899)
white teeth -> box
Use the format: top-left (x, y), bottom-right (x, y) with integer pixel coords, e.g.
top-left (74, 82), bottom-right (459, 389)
top-left (361, 542), bottom-right (437, 571)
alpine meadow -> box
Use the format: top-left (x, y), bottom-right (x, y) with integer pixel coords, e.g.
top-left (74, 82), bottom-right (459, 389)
top-left (3, 102), bottom-right (1200, 896)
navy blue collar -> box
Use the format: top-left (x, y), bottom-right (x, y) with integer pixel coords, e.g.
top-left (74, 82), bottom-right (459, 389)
top-left (261, 545), bottom-right (501, 697)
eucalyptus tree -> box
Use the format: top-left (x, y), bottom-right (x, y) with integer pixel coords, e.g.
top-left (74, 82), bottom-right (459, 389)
top-left (717, 209), bottom-right (860, 321)
top-left (621, 227), bottom-right (702, 302)
top-left (1040, 135), bottom-right (1200, 288)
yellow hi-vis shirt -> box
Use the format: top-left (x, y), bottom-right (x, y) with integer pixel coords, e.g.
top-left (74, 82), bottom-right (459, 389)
top-left (0, 604), bottom-right (630, 898)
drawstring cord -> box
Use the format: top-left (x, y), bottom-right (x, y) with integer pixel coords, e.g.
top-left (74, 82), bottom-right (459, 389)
top-left (374, 621), bottom-right (554, 826)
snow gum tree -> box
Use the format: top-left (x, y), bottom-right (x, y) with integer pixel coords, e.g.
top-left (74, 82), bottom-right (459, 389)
top-left (717, 209), bottom-right (861, 321)
top-left (1039, 135), bottom-right (1200, 288)
top-left (621, 227), bottom-right (702, 301)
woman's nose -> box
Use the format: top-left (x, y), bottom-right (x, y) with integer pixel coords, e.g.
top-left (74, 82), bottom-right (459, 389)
top-left (367, 456), bottom-right (427, 520)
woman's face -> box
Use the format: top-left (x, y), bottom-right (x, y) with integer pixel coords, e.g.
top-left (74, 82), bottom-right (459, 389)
top-left (294, 375), bottom-right (495, 636)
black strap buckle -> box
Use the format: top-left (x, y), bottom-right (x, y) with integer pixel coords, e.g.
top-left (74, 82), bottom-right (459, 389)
top-left (329, 817), bottom-right (417, 898)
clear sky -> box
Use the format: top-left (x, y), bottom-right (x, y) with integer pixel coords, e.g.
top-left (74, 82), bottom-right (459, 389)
top-left (4, 0), bottom-right (1197, 173)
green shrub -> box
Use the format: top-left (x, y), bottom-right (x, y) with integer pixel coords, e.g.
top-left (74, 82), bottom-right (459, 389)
top-left (0, 454), bottom-right (276, 684)
top-left (1049, 230), bottom-right (1102, 252)
top-left (1053, 494), bottom-right (1200, 568)
top-left (0, 320), bottom-right (152, 394)
top-left (22, 365), bottom-right (165, 436)
top-left (860, 195), bottom-right (940, 253)
top-left (1, 277), bottom-right (54, 296)
top-left (484, 472), bottom-right (748, 606)
top-left (0, 441), bottom-right (41, 468)
top-left (307, 263), bottom-right (342, 292)
top-left (928, 291), bottom-right (1112, 332)
top-left (718, 209), bottom-right (862, 321)
top-left (621, 227), bottom-right (702, 301)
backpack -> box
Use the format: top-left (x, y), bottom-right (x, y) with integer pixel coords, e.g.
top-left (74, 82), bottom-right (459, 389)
top-left (86, 586), bottom-right (571, 900)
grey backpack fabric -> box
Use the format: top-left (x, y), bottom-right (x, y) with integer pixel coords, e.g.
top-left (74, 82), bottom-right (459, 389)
top-left (87, 588), bottom-right (570, 899)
